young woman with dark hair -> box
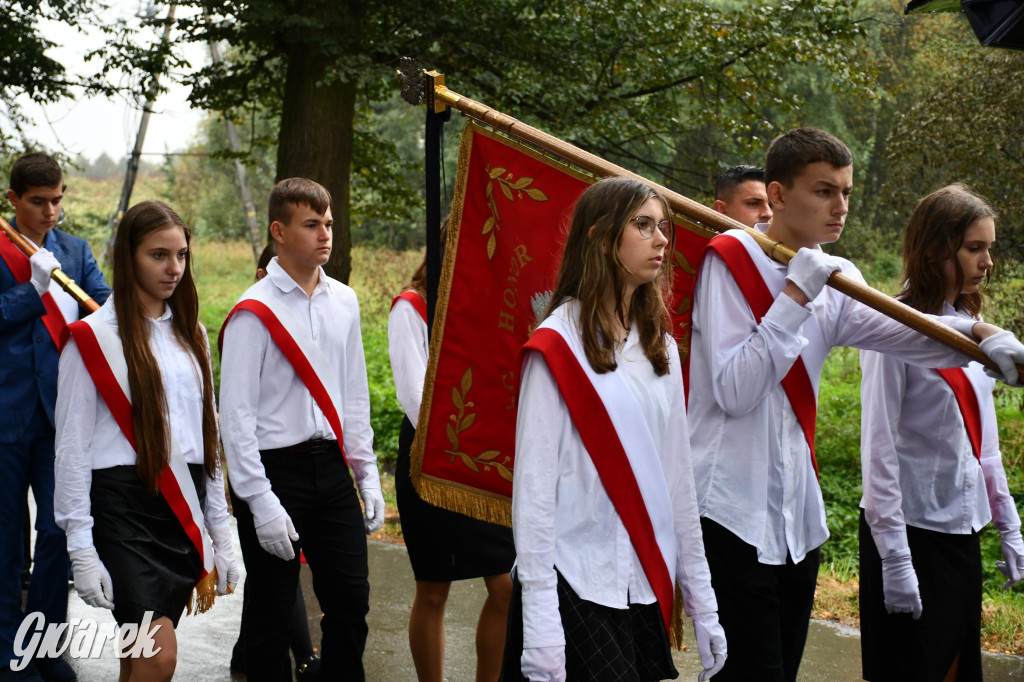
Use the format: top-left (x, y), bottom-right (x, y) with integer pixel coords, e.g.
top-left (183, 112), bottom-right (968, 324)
top-left (504, 176), bottom-right (726, 681)
top-left (55, 200), bottom-right (238, 682)
top-left (859, 184), bottom-right (1024, 682)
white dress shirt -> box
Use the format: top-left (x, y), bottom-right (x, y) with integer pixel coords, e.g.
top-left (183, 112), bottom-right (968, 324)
top-left (219, 259), bottom-right (378, 527)
top-left (689, 228), bottom-right (970, 565)
top-left (387, 296), bottom-right (428, 427)
top-left (514, 300), bottom-right (716, 649)
top-left (861, 305), bottom-right (1020, 558)
top-left (54, 297), bottom-right (230, 552)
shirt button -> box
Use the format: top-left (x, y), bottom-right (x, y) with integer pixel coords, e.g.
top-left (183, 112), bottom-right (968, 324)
top-left (966, 481), bottom-right (974, 489)
top-left (36, 336), bottom-right (43, 343)
top-left (785, 460), bottom-right (792, 468)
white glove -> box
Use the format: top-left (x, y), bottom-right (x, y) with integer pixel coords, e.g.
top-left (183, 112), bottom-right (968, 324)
top-left (255, 511), bottom-right (299, 561)
top-left (359, 486), bottom-right (386, 535)
top-left (69, 547), bottom-right (115, 610)
top-left (208, 523), bottom-right (240, 595)
top-left (29, 248), bottom-right (60, 296)
top-left (785, 247), bottom-right (841, 302)
top-left (692, 611), bottom-right (727, 681)
top-left (880, 549), bottom-right (922, 619)
top-left (997, 528), bottom-right (1024, 590)
top-left (979, 330), bottom-right (1024, 386)
top-left (520, 645), bottom-right (566, 682)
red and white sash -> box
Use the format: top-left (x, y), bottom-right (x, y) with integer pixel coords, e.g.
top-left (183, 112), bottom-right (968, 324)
top-left (219, 291), bottom-right (348, 465)
top-left (65, 314), bottom-right (216, 606)
top-left (391, 290), bottom-right (427, 324)
top-left (521, 313), bottom-right (677, 634)
top-left (936, 367), bottom-right (983, 462)
top-left (696, 232), bottom-right (820, 476)
top-left (0, 230), bottom-right (68, 351)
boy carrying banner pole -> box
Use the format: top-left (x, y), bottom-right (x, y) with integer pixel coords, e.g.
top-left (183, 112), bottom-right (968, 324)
top-left (686, 127), bottom-right (1024, 682)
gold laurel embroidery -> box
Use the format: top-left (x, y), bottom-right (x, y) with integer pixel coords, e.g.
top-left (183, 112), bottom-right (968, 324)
top-left (482, 166), bottom-right (549, 260)
top-left (444, 367), bottom-right (514, 481)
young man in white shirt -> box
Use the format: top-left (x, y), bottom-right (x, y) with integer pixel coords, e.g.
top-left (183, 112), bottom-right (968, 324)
top-left (687, 127), bottom-right (1024, 682)
top-left (220, 178), bottom-right (385, 682)
top-left (712, 164), bottom-right (772, 229)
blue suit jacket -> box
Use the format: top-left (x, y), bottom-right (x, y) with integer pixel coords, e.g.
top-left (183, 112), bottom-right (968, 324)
top-left (0, 220), bottom-right (110, 442)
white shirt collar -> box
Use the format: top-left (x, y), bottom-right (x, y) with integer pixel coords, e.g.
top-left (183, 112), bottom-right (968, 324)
top-left (266, 257), bottom-right (331, 297)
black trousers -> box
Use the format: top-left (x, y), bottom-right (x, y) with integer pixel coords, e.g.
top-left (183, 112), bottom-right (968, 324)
top-left (233, 441), bottom-right (369, 682)
top-left (700, 517), bottom-right (820, 682)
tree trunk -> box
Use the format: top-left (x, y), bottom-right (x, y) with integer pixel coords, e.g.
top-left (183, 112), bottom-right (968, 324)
top-left (275, 39), bottom-right (357, 284)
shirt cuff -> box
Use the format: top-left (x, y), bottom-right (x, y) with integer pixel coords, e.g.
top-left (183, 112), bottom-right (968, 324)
top-left (521, 587), bottom-right (566, 649)
top-left (872, 529), bottom-right (909, 559)
top-left (65, 529), bottom-right (94, 553)
top-left (991, 500), bottom-right (1022, 532)
top-left (248, 489), bottom-right (286, 528)
top-left (764, 292), bottom-right (813, 334)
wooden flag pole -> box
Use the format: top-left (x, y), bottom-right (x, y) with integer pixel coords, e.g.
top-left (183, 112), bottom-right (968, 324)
top-left (0, 216), bottom-right (100, 313)
top-left (424, 72), bottom-right (1019, 377)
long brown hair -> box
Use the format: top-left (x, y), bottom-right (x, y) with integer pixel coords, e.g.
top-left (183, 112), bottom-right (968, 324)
top-left (543, 177), bottom-right (673, 376)
top-left (112, 201), bottom-right (218, 493)
top-left (898, 184), bottom-right (995, 318)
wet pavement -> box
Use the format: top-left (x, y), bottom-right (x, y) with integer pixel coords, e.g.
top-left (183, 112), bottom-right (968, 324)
top-left (52, 521), bottom-right (1024, 680)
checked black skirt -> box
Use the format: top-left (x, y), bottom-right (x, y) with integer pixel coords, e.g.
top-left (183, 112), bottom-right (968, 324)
top-left (90, 464), bottom-right (206, 628)
top-left (395, 416), bottom-right (515, 582)
top-left (500, 570), bottom-right (678, 681)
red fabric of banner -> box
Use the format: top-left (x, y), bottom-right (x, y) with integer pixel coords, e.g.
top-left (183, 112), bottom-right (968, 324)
top-left (415, 123), bottom-right (712, 518)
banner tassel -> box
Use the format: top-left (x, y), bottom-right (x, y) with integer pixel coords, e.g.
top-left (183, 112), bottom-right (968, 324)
top-left (186, 568), bottom-right (218, 615)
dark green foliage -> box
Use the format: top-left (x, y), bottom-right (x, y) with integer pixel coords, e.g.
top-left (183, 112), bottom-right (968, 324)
top-left (364, 325), bottom-right (403, 464)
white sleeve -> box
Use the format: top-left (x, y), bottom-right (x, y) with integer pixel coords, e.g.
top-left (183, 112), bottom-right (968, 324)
top-left (859, 348), bottom-right (910, 558)
top-left (200, 328), bottom-right (230, 530)
top-left (663, 346), bottom-right (717, 615)
top-left (54, 338), bottom-right (99, 552)
top-left (832, 267), bottom-right (967, 369)
top-left (979, 382), bottom-right (1020, 531)
top-left (387, 299), bottom-right (428, 427)
top-left (218, 310), bottom-right (279, 525)
top-left (694, 251), bottom-right (812, 417)
top-left (512, 351), bottom-right (566, 649)
top-left (341, 295), bottom-right (380, 491)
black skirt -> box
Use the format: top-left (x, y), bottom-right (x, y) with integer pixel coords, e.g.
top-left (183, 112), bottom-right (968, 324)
top-left (91, 464), bottom-right (206, 628)
top-left (395, 416), bottom-right (516, 582)
top-left (499, 570), bottom-right (678, 681)
top-left (859, 510), bottom-right (982, 682)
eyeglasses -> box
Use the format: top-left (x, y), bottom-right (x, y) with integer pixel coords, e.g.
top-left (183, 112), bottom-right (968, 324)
top-left (629, 215), bottom-right (673, 240)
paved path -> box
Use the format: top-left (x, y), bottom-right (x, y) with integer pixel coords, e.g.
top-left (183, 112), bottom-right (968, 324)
top-left (56, 523), bottom-right (1024, 680)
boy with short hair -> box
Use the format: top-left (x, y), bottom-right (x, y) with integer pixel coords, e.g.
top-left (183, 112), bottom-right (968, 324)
top-left (712, 164), bottom-right (772, 228)
top-left (687, 127), bottom-right (1024, 681)
top-left (220, 178), bottom-right (384, 682)
top-left (1, 152), bottom-right (109, 682)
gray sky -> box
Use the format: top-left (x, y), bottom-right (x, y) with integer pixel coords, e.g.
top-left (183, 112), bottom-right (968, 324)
top-left (15, 1), bottom-right (205, 162)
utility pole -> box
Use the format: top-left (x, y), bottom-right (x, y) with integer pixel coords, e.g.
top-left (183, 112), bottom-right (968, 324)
top-left (106, 1), bottom-right (176, 263)
top-left (205, 8), bottom-right (263, 262)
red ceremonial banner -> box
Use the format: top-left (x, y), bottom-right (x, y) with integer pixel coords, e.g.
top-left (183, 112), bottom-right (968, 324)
top-left (411, 121), bottom-right (712, 525)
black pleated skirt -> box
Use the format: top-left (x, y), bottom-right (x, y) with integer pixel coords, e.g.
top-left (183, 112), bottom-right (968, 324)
top-left (859, 510), bottom-right (982, 682)
top-left (394, 416), bottom-right (516, 582)
top-left (90, 464), bottom-right (205, 628)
